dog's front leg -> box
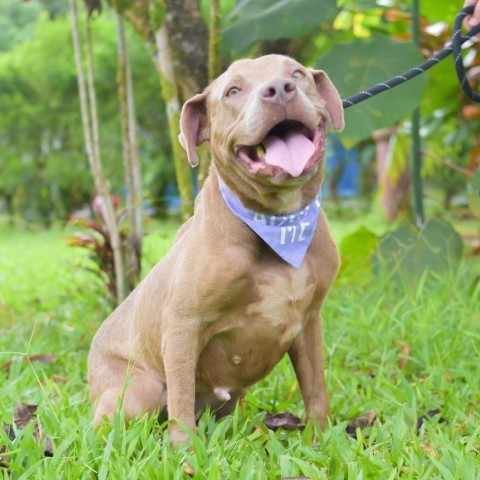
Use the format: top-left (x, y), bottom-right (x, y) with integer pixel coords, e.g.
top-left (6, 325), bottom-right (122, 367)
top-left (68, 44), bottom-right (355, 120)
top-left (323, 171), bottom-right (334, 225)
top-left (288, 313), bottom-right (329, 429)
top-left (162, 323), bottom-right (199, 446)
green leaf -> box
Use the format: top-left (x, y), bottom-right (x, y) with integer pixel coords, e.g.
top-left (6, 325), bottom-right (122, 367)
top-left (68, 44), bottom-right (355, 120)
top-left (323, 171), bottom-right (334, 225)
top-left (316, 36), bottom-right (427, 146)
top-left (337, 0), bottom-right (380, 12)
top-left (372, 220), bottom-right (464, 285)
top-left (420, 0), bottom-right (460, 24)
top-left (222, 0), bottom-right (338, 56)
top-left (339, 226), bottom-right (379, 281)
top-left (421, 53), bottom-right (460, 116)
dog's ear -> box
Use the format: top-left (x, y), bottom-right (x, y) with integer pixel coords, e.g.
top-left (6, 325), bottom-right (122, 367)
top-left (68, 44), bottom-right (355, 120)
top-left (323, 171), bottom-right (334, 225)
top-left (310, 69), bottom-right (344, 132)
top-left (178, 90), bottom-right (210, 167)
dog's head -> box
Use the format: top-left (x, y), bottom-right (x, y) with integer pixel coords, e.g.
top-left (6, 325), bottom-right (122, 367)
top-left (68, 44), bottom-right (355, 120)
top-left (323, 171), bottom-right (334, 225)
top-left (179, 54), bottom-right (344, 213)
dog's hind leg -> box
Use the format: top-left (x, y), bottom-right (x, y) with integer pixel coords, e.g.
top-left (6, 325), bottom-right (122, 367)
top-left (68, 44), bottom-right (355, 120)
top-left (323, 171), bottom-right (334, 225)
top-left (88, 355), bottom-right (166, 426)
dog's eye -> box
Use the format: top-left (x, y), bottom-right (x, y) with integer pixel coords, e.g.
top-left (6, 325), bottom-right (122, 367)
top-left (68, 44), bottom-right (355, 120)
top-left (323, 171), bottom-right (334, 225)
top-left (226, 86), bottom-right (241, 97)
top-left (291, 70), bottom-right (305, 80)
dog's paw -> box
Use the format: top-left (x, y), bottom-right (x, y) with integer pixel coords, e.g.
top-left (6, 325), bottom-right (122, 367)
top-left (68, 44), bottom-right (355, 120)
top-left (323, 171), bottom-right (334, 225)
top-left (168, 423), bottom-right (192, 447)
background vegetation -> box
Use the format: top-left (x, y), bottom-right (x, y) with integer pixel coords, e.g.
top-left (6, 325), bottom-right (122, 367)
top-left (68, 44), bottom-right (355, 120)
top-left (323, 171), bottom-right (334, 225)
top-left (1, 0), bottom-right (479, 226)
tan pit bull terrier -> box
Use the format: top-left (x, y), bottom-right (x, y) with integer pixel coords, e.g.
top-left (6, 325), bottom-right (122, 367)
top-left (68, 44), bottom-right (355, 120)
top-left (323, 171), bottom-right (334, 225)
top-left (88, 54), bottom-right (344, 445)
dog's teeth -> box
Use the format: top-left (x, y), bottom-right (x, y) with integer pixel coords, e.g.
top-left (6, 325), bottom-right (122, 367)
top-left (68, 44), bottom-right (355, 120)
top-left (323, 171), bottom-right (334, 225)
top-left (255, 145), bottom-right (266, 159)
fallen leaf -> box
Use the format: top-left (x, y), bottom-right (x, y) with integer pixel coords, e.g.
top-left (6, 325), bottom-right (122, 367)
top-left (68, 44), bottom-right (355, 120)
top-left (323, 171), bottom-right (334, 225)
top-left (27, 354), bottom-right (58, 364)
top-left (13, 403), bottom-right (38, 430)
top-left (51, 375), bottom-right (70, 384)
top-left (0, 422), bottom-right (16, 467)
top-left (346, 411), bottom-right (377, 438)
top-left (263, 412), bottom-right (305, 431)
top-left (3, 423), bottom-right (15, 442)
top-left (395, 341), bottom-right (410, 371)
top-left (420, 443), bottom-right (436, 457)
top-left (184, 461), bottom-right (194, 477)
top-left (416, 410), bottom-right (447, 432)
top-left (0, 449), bottom-right (9, 469)
top-left (43, 436), bottom-right (54, 457)
top-left (0, 403), bottom-right (54, 468)
top-left (2, 354), bottom-right (58, 376)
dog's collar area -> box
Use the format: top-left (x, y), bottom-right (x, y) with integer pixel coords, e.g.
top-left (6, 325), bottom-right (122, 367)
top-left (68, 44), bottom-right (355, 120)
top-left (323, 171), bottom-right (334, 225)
top-left (217, 177), bottom-right (322, 269)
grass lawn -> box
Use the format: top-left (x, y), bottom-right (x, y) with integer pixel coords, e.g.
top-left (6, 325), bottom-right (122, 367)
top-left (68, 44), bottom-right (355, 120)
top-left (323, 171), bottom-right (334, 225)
top-left (0, 215), bottom-right (479, 479)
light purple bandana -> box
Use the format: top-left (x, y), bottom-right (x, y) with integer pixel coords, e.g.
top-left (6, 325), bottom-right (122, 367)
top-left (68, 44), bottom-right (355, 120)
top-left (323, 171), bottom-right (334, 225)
top-left (218, 178), bottom-right (322, 269)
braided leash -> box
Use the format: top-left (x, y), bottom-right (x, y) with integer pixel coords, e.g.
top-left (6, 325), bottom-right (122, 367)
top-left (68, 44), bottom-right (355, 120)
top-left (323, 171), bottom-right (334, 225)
top-left (342, 5), bottom-right (480, 109)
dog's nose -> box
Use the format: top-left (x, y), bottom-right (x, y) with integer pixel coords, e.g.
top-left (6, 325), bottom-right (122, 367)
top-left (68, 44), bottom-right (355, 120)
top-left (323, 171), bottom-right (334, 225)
top-left (260, 78), bottom-right (297, 104)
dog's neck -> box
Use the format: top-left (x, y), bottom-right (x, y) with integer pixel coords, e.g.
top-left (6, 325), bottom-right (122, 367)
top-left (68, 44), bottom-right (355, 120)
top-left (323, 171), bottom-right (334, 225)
top-left (211, 164), bottom-right (324, 215)
top-left (214, 173), bottom-right (322, 269)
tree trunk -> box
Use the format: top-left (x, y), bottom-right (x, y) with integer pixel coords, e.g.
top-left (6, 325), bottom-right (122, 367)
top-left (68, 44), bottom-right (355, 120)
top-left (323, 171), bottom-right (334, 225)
top-left (156, 0), bottom-right (208, 217)
top-left (71, 0), bottom-right (126, 301)
top-left (153, 25), bottom-right (195, 221)
top-left (162, 0), bottom-right (208, 101)
top-left (116, 13), bottom-right (142, 286)
top-left (208, 0), bottom-right (221, 84)
top-left (111, 0), bottom-right (208, 219)
top-left (125, 30), bottom-right (143, 265)
top-left (198, 0), bottom-right (221, 188)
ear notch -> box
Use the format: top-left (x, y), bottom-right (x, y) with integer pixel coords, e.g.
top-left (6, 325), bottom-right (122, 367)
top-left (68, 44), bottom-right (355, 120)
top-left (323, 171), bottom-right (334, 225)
top-left (178, 90), bottom-right (210, 167)
top-left (309, 69), bottom-right (345, 132)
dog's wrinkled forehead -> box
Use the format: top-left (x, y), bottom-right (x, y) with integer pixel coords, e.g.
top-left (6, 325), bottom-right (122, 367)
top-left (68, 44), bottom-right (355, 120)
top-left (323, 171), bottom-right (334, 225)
top-left (209, 55), bottom-right (308, 101)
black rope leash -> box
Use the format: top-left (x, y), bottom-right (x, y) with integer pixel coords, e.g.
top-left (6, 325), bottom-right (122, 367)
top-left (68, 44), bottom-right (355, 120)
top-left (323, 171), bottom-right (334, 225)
top-left (342, 5), bottom-right (480, 109)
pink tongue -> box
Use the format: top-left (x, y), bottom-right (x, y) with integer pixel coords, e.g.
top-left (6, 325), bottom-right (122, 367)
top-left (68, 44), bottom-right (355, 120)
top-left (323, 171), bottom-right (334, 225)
top-left (264, 131), bottom-right (315, 177)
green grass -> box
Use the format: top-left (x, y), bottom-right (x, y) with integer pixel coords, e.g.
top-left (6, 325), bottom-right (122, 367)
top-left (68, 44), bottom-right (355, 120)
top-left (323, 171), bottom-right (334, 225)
top-left (0, 217), bottom-right (479, 479)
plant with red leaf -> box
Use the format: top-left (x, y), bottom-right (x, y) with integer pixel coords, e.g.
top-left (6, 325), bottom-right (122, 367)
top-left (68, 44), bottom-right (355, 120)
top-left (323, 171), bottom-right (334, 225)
top-left (66, 195), bottom-right (129, 300)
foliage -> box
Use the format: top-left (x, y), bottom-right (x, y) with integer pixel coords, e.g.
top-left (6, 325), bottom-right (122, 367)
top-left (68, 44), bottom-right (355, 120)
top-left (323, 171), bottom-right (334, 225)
top-left (0, 223), bottom-right (479, 478)
top-left (222, 0), bottom-right (338, 56)
top-left (220, 0), bottom-right (434, 150)
top-left (338, 226), bottom-right (379, 284)
top-left (1, 0), bottom-right (479, 225)
top-left (419, 0), bottom-right (462, 23)
top-left (66, 196), bottom-right (130, 301)
top-left (372, 220), bottom-right (464, 286)
top-left (416, 3), bottom-right (480, 210)
top-left (0, 10), bottom-right (173, 223)
top-left (0, 0), bottom-right (42, 52)
top-left (317, 36), bottom-right (427, 146)
top-left (330, 1), bottom-right (479, 219)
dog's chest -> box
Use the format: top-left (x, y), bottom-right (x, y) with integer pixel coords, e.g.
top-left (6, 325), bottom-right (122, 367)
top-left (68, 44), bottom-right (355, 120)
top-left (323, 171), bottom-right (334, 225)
top-left (245, 265), bottom-right (317, 339)
top-left (196, 263), bottom-right (320, 392)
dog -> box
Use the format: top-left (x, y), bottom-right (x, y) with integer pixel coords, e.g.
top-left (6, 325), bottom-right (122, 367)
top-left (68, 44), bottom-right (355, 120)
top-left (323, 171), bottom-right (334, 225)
top-left (88, 54), bottom-right (344, 445)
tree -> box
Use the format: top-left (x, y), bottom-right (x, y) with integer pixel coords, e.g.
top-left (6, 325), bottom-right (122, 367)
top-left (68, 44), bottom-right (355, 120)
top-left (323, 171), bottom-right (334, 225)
top-left (198, 0), bottom-right (222, 186)
top-left (0, 6), bottom-right (175, 223)
top-left (71, 0), bottom-right (126, 300)
top-left (116, 12), bottom-right (143, 284)
top-left (110, 0), bottom-right (209, 221)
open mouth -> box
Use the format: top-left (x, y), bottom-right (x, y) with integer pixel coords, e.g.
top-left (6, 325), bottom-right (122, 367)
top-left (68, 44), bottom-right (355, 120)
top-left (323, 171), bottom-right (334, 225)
top-left (234, 120), bottom-right (325, 179)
